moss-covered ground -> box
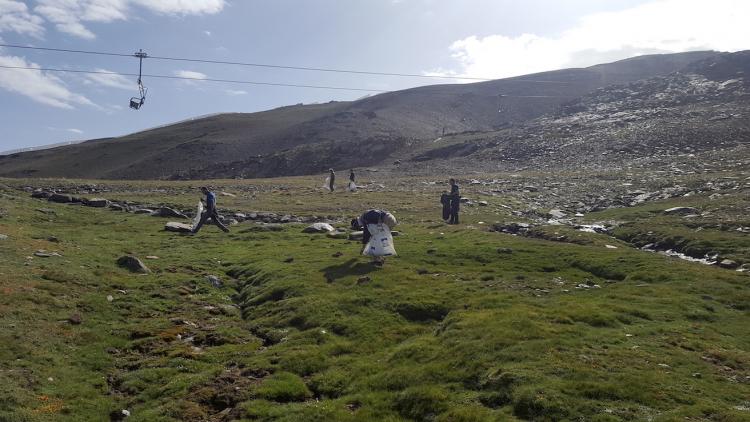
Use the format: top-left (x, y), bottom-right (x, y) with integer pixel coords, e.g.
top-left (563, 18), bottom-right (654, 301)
top-left (0, 176), bottom-right (748, 421)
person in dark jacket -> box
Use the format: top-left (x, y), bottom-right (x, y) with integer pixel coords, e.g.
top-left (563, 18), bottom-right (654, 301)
top-left (328, 169), bottom-right (336, 192)
top-left (349, 169), bottom-right (355, 183)
top-left (440, 191), bottom-right (451, 221)
top-left (192, 187), bottom-right (230, 234)
top-left (448, 178), bottom-right (460, 224)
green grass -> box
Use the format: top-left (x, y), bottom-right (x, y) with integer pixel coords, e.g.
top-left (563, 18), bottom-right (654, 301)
top-left (0, 177), bottom-right (748, 421)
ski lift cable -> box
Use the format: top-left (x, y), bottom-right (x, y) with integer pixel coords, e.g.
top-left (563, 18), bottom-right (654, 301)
top-left (0, 43), bottom-right (571, 84)
top-left (0, 64), bottom-right (387, 92)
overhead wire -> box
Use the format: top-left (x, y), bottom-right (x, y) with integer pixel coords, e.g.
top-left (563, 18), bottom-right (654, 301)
top-left (0, 43), bottom-right (572, 84)
top-left (0, 64), bottom-right (386, 93)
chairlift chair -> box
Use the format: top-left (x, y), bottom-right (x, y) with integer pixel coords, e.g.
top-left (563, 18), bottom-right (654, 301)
top-left (129, 49), bottom-right (148, 110)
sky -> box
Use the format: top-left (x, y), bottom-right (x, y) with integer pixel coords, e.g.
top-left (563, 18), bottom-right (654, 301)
top-left (1, 0), bottom-right (749, 152)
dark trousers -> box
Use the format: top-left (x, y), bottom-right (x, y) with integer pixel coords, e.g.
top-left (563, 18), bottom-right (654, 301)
top-left (329, 177), bottom-right (335, 192)
top-left (442, 204), bottom-right (451, 221)
top-left (449, 202), bottom-right (460, 224)
top-left (193, 208), bottom-right (229, 233)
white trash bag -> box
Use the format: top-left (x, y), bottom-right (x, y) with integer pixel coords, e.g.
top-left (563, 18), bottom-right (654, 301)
top-left (192, 201), bottom-right (204, 230)
top-left (363, 224), bottom-right (397, 257)
top-left (322, 176), bottom-right (334, 191)
top-left (348, 181), bottom-right (357, 192)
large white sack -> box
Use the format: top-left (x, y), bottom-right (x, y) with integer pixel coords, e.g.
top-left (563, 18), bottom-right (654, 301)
top-left (192, 201), bottom-right (204, 230)
top-left (322, 176), bottom-right (335, 191)
top-left (362, 224), bottom-right (397, 257)
top-left (348, 181), bottom-right (357, 192)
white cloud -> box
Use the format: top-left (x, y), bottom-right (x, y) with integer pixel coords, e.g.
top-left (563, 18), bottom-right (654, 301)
top-left (174, 69), bottom-right (207, 79)
top-left (85, 68), bottom-right (134, 90)
top-left (225, 89), bottom-right (247, 96)
top-left (203, 29), bottom-right (211, 36)
top-left (0, 0), bottom-right (45, 37)
top-left (34, 0), bottom-right (225, 39)
top-left (0, 54), bottom-right (96, 108)
top-left (66, 128), bottom-right (83, 134)
top-left (434, 0), bottom-right (750, 80)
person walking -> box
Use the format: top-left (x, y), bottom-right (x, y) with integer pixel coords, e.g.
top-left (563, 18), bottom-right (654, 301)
top-left (192, 187), bottom-right (230, 234)
top-left (448, 178), bottom-right (460, 224)
top-left (440, 190), bottom-right (451, 222)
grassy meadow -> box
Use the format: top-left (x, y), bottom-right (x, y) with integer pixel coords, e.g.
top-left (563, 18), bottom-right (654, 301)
top-left (0, 175), bottom-right (748, 421)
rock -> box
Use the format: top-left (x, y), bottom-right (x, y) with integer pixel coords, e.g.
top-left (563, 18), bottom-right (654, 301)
top-left (106, 295), bottom-right (114, 302)
top-left (283, 257), bottom-right (294, 263)
top-left (151, 207), bottom-right (188, 219)
top-left (491, 222), bottom-right (531, 234)
top-left (219, 191), bottom-right (236, 197)
top-left (68, 313), bottom-right (82, 325)
top-left (497, 247), bottom-right (513, 254)
top-left (416, 268), bottom-right (429, 275)
top-left (31, 190), bottom-right (51, 199)
top-left (145, 256), bottom-right (159, 259)
top-left (391, 231), bottom-right (401, 237)
top-left (133, 208), bottom-right (154, 214)
top-left (426, 248), bottom-right (437, 254)
top-left (116, 256), bottom-right (150, 274)
top-left (357, 276), bottom-right (371, 285)
top-left (85, 198), bottom-right (109, 208)
top-left (663, 207), bottom-right (699, 215)
top-left (34, 250), bottom-right (60, 258)
top-left (348, 231), bottom-right (364, 240)
top-left (0, 234), bottom-right (7, 241)
top-left (303, 223), bottom-right (335, 233)
top-left (332, 252), bottom-right (343, 257)
top-left (549, 209), bottom-right (567, 219)
top-left (206, 275), bottom-right (223, 288)
top-left (164, 222), bottom-right (193, 233)
top-left (460, 197), bottom-right (471, 203)
top-left (718, 259), bottom-right (739, 269)
top-left (109, 204), bottom-right (125, 211)
top-left (48, 193), bottom-right (73, 203)
top-left (477, 200), bottom-right (489, 206)
top-left (327, 231), bottom-right (349, 239)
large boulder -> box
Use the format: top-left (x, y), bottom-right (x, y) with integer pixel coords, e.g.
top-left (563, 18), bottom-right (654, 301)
top-left (151, 207), bottom-right (188, 219)
top-left (164, 222), bottom-right (193, 233)
top-left (48, 193), bottom-right (73, 203)
top-left (303, 223), bottom-right (335, 233)
top-left (116, 256), bottom-right (150, 274)
top-left (349, 231), bottom-right (364, 241)
top-left (85, 198), bottom-right (110, 208)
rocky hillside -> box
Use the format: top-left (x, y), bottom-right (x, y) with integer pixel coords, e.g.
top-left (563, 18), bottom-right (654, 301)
top-left (408, 51), bottom-right (750, 175)
top-left (0, 51), bottom-right (718, 180)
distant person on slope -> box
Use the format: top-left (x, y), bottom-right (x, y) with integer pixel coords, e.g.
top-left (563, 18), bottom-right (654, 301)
top-left (192, 187), bottom-right (230, 234)
top-left (327, 169), bottom-right (336, 192)
top-left (348, 169), bottom-right (357, 192)
top-left (448, 178), bottom-right (460, 224)
top-left (351, 209), bottom-right (398, 265)
top-left (440, 190), bottom-right (451, 222)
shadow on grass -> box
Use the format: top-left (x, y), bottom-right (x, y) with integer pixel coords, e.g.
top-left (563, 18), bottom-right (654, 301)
top-left (321, 258), bottom-right (378, 282)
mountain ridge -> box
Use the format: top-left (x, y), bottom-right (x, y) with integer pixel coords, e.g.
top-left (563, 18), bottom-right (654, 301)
top-left (0, 50), bottom-right (724, 179)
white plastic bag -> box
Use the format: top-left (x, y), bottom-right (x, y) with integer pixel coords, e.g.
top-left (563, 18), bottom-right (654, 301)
top-left (322, 176), bottom-right (334, 191)
top-left (348, 181), bottom-right (357, 192)
top-left (363, 224), bottom-right (397, 257)
top-left (192, 201), bottom-right (204, 230)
